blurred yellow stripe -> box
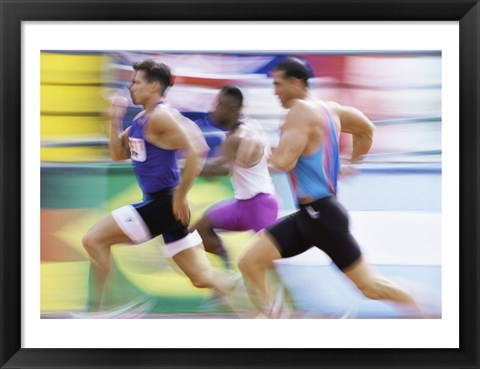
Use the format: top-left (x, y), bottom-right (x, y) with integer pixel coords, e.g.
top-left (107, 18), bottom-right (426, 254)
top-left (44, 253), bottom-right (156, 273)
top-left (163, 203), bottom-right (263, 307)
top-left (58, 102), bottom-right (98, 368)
top-left (41, 146), bottom-right (108, 162)
top-left (41, 53), bottom-right (108, 84)
top-left (41, 261), bottom-right (89, 312)
top-left (41, 115), bottom-right (107, 137)
top-left (41, 85), bottom-right (107, 113)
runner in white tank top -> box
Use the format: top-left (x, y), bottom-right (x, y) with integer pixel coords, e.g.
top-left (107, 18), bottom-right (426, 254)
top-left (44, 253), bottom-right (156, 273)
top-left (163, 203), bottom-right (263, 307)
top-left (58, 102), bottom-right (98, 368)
top-left (230, 124), bottom-right (275, 199)
top-left (191, 86), bottom-right (279, 269)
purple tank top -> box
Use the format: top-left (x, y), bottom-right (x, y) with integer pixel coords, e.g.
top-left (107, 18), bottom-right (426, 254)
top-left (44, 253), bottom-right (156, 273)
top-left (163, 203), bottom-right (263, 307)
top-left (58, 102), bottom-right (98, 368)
top-left (128, 102), bottom-right (180, 195)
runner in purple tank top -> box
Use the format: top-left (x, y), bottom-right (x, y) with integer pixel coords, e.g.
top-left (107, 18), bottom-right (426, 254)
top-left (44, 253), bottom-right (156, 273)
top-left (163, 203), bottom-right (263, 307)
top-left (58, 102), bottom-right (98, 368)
top-left (82, 60), bottom-right (240, 313)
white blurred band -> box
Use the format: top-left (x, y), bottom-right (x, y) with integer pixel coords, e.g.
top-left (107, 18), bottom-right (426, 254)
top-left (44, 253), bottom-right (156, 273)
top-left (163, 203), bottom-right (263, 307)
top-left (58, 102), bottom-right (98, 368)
top-left (165, 230), bottom-right (202, 257)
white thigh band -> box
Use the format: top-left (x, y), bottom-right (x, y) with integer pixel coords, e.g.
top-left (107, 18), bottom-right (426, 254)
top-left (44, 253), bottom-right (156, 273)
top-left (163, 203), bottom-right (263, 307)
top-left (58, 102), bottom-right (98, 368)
top-left (165, 230), bottom-right (202, 257)
top-left (111, 205), bottom-right (152, 244)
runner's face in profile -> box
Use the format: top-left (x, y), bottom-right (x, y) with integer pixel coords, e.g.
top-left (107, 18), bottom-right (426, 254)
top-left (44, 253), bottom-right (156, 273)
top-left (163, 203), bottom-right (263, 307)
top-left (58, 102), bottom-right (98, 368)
top-left (211, 94), bottom-right (236, 128)
top-left (273, 70), bottom-right (299, 109)
top-left (129, 70), bottom-right (155, 106)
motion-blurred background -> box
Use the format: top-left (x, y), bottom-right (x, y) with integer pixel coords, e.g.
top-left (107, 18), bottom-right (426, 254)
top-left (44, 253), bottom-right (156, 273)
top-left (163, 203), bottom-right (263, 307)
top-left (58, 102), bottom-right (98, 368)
top-left (41, 51), bottom-right (441, 318)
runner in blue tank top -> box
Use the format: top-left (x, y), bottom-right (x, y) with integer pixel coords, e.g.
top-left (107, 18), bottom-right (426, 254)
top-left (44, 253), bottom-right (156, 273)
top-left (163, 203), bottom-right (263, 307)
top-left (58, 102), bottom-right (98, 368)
top-left (82, 60), bottom-right (240, 312)
top-left (238, 57), bottom-right (422, 318)
top-left (289, 105), bottom-right (340, 201)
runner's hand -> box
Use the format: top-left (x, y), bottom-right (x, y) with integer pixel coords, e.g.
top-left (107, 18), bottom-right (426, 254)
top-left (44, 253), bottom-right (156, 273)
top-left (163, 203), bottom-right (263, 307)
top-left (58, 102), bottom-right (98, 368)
top-left (172, 190), bottom-right (190, 225)
top-left (339, 156), bottom-right (360, 182)
top-left (339, 165), bottom-right (359, 182)
top-left (109, 96), bottom-right (128, 122)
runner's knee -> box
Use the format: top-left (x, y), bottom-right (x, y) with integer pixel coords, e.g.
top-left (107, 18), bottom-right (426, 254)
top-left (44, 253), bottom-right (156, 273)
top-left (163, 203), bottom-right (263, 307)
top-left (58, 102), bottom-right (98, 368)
top-left (82, 231), bottom-right (106, 257)
top-left (191, 279), bottom-right (209, 289)
top-left (82, 232), bottom-right (97, 255)
top-left (194, 218), bottom-right (220, 253)
top-left (187, 272), bottom-right (211, 289)
top-left (193, 217), bottom-right (212, 235)
top-left (238, 235), bottom-right (278, 275)
top-left (356, 278), bottom-right (393, 300)
top-left (237, 253), bottom-right (250, 274)
top-left (238, 252), bottom-right (263, 276)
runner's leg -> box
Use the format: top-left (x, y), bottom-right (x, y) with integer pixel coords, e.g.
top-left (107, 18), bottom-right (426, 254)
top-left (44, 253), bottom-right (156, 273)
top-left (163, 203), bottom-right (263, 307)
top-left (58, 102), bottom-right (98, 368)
top-left (237, 231), bottom-right (282, 314)
top-left (343, 257), bottom-right (422, 314)
top-left (171, 244), bottom-right (237, 296)
top-left (82, 214), bottom-right (131, 311)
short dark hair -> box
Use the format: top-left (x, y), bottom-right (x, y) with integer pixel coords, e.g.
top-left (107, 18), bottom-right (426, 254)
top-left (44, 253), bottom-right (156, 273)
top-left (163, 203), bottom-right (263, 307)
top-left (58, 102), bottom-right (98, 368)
top-left (133, 59), bottom-right (173, 94)
top-left (273, 57), bottom-right (311, 86)
top-left (219, 85), bottom-right (243, 108)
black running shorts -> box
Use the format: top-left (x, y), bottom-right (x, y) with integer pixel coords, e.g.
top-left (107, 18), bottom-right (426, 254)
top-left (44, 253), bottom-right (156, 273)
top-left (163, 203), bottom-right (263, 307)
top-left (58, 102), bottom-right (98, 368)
top-left (133, 187), bottom-right (189, 243)
top-left (266, 196), bottom-right (362, 270)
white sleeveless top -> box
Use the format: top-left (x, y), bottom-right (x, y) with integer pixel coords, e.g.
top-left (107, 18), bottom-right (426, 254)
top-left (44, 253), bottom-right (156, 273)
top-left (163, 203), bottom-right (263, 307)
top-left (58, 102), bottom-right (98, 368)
top-left (230, 124), bottom-right (275, 200)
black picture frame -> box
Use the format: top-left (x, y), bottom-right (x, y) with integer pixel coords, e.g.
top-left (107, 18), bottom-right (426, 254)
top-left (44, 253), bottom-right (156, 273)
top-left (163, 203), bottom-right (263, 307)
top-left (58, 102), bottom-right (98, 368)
top-left (1, 0), bottom-right (479, 368)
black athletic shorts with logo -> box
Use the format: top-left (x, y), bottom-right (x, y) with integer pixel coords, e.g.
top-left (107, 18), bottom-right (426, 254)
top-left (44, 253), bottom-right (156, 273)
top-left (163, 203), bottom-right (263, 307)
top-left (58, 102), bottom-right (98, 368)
top-left (266, 195), bottom-right (362, 270)
top-left (112, 187), bottom-right (191, 245)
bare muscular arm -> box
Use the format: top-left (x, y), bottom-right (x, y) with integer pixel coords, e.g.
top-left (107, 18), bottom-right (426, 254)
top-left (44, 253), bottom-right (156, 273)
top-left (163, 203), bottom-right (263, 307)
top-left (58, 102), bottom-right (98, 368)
top-left (108, 96), bottom-right (131, 161)
top-left (267, 103), bottom-right (310, 172)
top-left (203, 127), bottom-right (264, 175)
top-left (328, 102), bottom-right (375, 163)
top-left (146, 109), bottom-right (205, 225)
top-left (201, 135), bottom-right (239, 176)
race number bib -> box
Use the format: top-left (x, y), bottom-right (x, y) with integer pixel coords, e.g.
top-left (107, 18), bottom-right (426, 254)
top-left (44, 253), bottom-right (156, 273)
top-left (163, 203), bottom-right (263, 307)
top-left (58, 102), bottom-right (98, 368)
top-left (129, 137), bottom-right (147, 162)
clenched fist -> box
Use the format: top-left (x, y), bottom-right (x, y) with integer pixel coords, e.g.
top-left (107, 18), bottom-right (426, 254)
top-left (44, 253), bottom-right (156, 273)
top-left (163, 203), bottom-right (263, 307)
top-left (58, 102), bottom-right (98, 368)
top-left (109, 96), bottom-right (128, 122)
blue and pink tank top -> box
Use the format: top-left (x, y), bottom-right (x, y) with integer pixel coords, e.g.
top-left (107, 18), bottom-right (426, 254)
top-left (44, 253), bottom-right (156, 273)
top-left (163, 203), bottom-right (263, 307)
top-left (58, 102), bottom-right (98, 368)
top-left (289, 106), bottom-right (340, 202)
top-left (128, 102), bottom-right (180, 195)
